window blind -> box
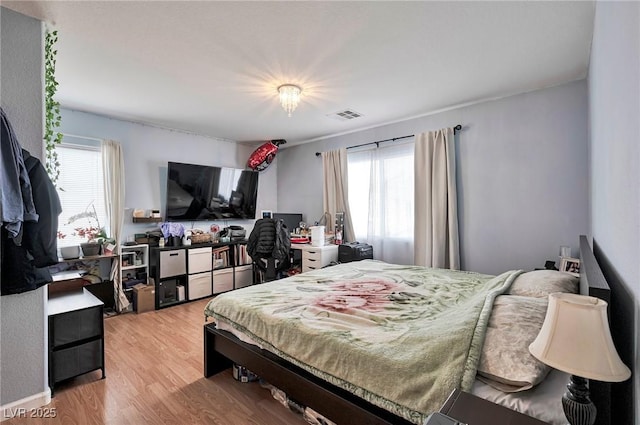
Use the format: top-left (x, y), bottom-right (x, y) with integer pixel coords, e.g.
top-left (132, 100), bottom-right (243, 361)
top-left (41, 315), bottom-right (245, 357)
top-left (56, 143), bottom-right (108, 248)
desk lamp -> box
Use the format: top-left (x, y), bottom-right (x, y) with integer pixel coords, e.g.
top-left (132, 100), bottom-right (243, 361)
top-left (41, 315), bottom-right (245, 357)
top-left (529, 293), bottom-right (631, 425)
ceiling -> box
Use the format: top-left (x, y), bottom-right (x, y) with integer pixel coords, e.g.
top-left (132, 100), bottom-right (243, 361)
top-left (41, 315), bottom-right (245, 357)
top-left (3, 1), bottom-right (595, 146)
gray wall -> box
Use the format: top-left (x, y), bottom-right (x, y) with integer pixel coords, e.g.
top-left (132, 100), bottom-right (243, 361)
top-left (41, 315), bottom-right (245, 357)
top-left (588, 1), bottom-right (639, 423)
top-left (59, 108), bottom-right (278, 239)
top-left (0, 7), bottom-right (48, 406)
top-left (278, 80), bottom-right (589, 275)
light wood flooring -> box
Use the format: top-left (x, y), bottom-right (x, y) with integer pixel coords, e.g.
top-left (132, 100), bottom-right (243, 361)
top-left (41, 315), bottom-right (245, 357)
top-left (4, 298), bottom-right (305, 425)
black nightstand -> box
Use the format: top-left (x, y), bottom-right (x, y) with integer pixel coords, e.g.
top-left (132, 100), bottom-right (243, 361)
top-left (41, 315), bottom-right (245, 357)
top-left (48, 288), bottom-right (105, 395)
top-left (439, 389), bottom-right (550, 425)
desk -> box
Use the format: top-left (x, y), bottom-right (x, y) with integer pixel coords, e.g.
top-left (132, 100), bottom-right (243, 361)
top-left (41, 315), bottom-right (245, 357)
top-left (49, 254), bottom-right (117, 308)
top-left (290, 244), bottom-right (338, 272)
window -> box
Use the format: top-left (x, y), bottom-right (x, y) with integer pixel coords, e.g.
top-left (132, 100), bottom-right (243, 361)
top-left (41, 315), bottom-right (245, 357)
top-left (56, 141), bottom-right (107, 248)
top-left (347, 141), bottom-right (414, 264)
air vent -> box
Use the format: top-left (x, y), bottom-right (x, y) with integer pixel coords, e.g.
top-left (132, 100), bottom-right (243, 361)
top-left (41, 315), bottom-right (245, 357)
top-left (327, 109), bottom-right (364, 121)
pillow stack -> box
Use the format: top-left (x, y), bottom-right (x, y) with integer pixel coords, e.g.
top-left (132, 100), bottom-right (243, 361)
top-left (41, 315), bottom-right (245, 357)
top-left (476, 270), bottom-right (579, 392)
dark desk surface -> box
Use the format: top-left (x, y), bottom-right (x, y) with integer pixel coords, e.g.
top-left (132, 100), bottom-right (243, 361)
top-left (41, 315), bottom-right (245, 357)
top-left (440, 389), bottom-right (550, 425)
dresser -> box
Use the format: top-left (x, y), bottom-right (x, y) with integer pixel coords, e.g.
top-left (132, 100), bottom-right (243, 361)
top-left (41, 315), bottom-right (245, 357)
top-left (48, 288), bottom-right (105, 395)
top-left (290, 244), bottom-right (339, 272)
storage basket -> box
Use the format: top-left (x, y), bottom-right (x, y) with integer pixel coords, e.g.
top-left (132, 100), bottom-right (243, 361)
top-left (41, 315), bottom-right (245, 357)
top-left (190, 232), bottom-right (211, 244)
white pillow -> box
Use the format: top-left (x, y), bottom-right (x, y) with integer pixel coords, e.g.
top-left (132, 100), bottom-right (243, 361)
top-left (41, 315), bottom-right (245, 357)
top-left (477, 295), bottom-right (550, 392)
top-left (507, 270), bottom-right (578, 298)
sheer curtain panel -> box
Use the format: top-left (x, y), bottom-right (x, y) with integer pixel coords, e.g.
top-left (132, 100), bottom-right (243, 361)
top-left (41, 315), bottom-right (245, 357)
top-left (347, 142), bottom-right (414, 264)
top-left (321, 148), bottom-right (355, 242)
top-left (102, 139), bottom-right (129, 312)
top-left (413, 128), bottom-right (460, 269)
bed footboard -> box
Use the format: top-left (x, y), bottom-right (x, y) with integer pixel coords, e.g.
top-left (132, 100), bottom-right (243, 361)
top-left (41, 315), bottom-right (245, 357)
top-left (204, 323), bottom-right (233, 377)
top-left (203, 323), bottom-right (413, 425)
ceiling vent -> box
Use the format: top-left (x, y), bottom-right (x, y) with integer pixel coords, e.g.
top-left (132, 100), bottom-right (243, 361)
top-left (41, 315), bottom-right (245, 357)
top-left (328, 109), bottom-right (363, 121)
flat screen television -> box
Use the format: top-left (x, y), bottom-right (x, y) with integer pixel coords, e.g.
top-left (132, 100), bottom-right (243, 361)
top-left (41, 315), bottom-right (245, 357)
top-left (165, 162), bottom-right (258, 221)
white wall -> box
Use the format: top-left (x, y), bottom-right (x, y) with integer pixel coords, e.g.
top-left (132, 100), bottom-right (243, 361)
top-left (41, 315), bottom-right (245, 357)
top-left (0, 7), bottom-right (49, 409)
top-left (589, 1), bottom-right (639, 423)
top-left (278, 80), bottom-right (589, 275)
top-left (59, 109), bottom-right (278, 239)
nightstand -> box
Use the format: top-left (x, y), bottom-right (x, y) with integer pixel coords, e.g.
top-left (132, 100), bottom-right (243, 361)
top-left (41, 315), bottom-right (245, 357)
top-left (439, 389), bottom-right (550, 425)
top-left (48, 288), bottom-right (105, 396)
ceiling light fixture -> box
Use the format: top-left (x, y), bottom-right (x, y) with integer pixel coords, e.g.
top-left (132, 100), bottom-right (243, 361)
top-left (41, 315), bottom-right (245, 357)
top-left (278, 84), bottom-right (302, 117)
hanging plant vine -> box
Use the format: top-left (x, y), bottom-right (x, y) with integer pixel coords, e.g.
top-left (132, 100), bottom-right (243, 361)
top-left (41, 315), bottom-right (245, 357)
top-left (44, 29), bottom-right (63, 187)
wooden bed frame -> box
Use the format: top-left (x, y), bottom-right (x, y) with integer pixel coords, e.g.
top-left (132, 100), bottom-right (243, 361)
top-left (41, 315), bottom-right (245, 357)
top-left (204, 235), bottom-right (614, 425)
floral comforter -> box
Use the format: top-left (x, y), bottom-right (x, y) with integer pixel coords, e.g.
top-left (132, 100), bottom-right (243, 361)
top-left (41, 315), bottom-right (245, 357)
top-left (204, 260), bottom-right (521, 424)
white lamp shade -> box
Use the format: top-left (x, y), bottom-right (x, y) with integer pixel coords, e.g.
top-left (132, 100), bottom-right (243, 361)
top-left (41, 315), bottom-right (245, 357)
top-left (529, 293), bottom-right (631, 382)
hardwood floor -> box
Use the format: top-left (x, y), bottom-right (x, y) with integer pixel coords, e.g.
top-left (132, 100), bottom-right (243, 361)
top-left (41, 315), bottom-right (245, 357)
top-left (4, 298), bottom-right (305, 425)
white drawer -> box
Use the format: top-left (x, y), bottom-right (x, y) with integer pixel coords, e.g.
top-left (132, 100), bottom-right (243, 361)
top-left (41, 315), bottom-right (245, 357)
top-left (302, 255), bottom-right (322, 271)
top-left (213, 268), bottom-right (234, 294)
top-left (302, 265), bottom-right (317, 273)
top-left (303, 249), bottom-right (324, 262)
top-left (302, 245), bottom-right (338, 270)
top-left (234, 265), bottom-right (253, 289)
top-left (188, 272), bottom-right (212, 300)
top-left (160, 249), bottom-right (186, 278)
top-left (188, 247), bottom-right (212, 274)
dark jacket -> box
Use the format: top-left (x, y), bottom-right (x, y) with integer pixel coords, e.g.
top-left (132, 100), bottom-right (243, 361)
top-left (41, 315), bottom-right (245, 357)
top-left (0, 107), bottom-right (38, 239)
top-left (1, 149), bottom-right (62, 295)
top-left (247, 218), bottom-right (291, 262)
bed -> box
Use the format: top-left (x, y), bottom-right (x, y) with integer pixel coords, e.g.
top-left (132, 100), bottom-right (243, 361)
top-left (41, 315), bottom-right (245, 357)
top-left (203, 236), bottom-right (614, 425)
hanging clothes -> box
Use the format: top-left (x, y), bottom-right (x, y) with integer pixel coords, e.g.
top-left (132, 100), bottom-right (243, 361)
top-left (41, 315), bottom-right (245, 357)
top-left (0, 107), bottom-right (38, 240)
top-left (1, 149), bottom-right (62, 295)
top-left (0, 109), bottom-right (62, 295)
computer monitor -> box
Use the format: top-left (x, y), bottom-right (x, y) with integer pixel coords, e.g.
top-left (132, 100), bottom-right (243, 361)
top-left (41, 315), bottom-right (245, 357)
top-left (273, 213), bottom-right (303, 234)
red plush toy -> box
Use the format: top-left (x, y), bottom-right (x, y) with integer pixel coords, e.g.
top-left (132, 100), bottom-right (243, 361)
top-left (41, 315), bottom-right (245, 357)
top-left (247, 139), bottom-right (286, 171)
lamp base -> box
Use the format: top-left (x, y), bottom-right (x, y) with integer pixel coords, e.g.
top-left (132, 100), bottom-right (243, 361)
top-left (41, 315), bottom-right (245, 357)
top-left (562, 375), bottom-right (597, 425)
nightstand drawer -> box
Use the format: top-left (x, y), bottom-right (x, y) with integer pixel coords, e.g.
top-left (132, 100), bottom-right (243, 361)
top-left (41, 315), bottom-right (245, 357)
top-left (52, 339), bottom-right (103, 382)
top-left (50, 306), bottom-right (102, 347)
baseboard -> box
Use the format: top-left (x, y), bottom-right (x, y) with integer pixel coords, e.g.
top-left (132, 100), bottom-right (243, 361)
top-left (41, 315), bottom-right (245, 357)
top-left (1, 390), bottom-right (51, 422)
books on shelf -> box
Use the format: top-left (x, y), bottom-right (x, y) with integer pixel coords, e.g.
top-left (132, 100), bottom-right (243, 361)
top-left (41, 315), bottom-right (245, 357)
top-left (235, 244), bottom-right (251, 266)
top-left (212, 246), bottom-right (230, 269)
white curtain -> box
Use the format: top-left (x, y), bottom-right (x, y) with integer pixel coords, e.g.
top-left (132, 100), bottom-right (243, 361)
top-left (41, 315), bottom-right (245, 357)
top-left (102, 139), bottom-right (129, 312)
top-left (347, 142), bottom-right (415, 264)
top-left (414, 128), bottom-right (460, 269)
top-left (321, 148), bottom-right (355, 242)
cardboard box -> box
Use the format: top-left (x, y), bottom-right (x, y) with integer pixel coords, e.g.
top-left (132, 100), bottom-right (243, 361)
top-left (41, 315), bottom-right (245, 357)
top-left (133, 283), bottom-right (155, 313)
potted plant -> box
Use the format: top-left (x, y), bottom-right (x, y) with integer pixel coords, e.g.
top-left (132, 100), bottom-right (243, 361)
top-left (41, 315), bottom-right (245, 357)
top-left (66, 203), bottom-right (107, 257)
top-left (57, 231), bottom-right (81, 260)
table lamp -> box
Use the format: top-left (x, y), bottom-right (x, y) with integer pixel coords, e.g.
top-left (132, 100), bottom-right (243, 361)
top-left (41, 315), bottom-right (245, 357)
top-left (529, 293), bottom-right (631, 425)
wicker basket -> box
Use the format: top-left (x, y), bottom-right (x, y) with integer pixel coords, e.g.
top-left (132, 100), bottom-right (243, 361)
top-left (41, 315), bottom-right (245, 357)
top-left (190, 233), bottom-right (211, 244)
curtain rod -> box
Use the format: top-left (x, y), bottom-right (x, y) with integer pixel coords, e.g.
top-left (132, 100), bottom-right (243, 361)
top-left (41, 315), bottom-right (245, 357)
top-left (315, 124), bottom-right (462, 157)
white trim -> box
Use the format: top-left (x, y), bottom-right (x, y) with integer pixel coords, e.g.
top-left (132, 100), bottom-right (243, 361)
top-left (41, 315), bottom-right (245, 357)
top-left (1, 390), bottom-right (51, 422)
top-left (61, 132), bottom-right (102, 143)
top-left (59, 140), bottom-right (101, 151)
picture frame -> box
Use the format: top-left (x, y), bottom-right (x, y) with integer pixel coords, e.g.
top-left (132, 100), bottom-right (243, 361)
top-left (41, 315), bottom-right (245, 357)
top-left (559, 256), bottom-right (581, 277)
top-left (261, 210), bottom-right (273, 219)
